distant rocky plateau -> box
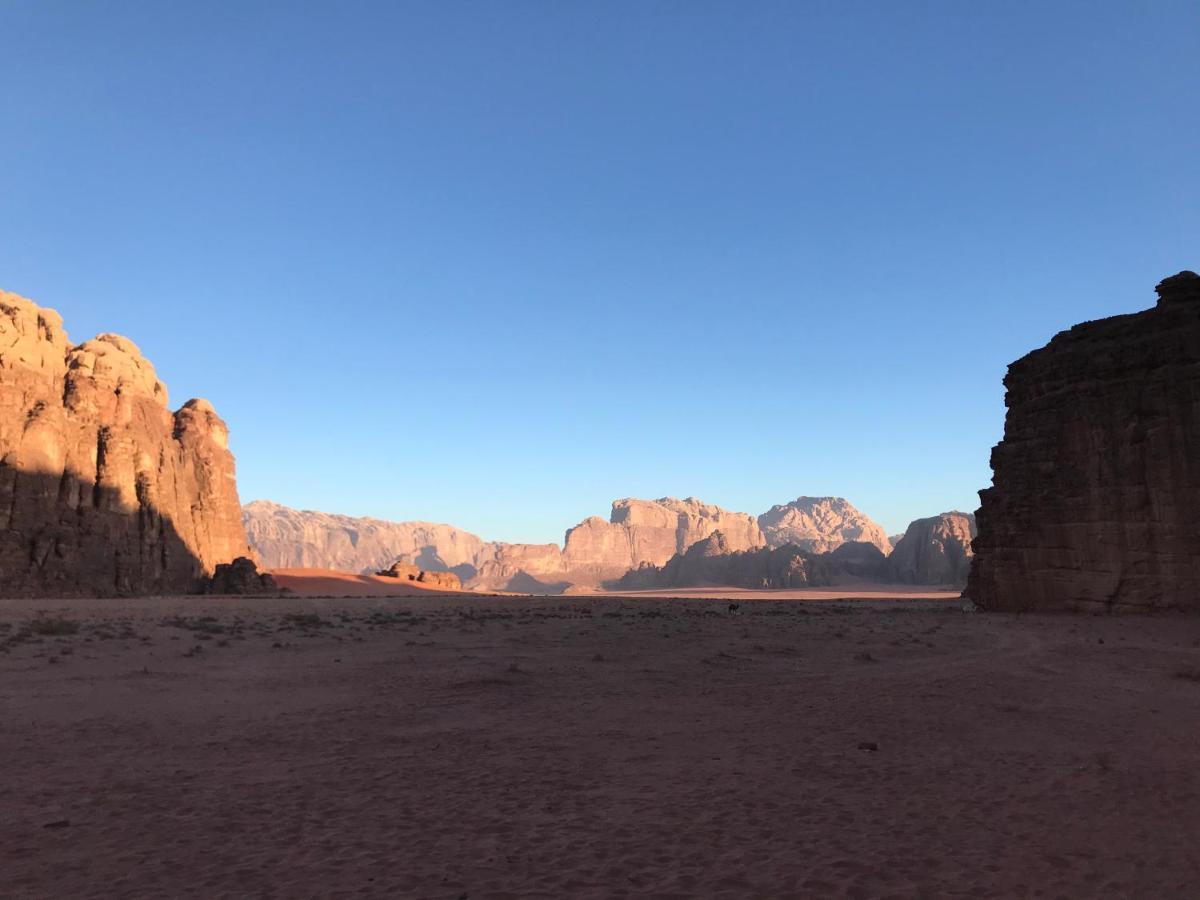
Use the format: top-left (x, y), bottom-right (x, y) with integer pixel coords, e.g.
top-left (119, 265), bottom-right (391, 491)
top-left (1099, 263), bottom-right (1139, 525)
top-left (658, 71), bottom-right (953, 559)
top-left (245, 496), bottom-right (766, 593)
top-left (758, 496), bottom-right (892, 555)
top-left (0, 290), bottom-right (252, 595)
top-left (247, 496), bottom-right (975, 594)
top-left (969, 271), bottom-right (1200, 612)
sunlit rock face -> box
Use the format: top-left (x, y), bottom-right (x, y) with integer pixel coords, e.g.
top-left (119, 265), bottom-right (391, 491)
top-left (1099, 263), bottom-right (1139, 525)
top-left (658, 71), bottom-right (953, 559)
top-left (243, 500), bottom-right (491, 577)
top-left (886, 512), bottom-right (976, 587)
top-left (559, 497), bottom-right (765, 586)
top-left (246, 496), bottom-right (766, 593)
top-left (757, 496), bottom-right (891, 556)
top-left (0, 289), bottom-right (249, 596)
top-left (969, 271), bottom-right (1200, 612)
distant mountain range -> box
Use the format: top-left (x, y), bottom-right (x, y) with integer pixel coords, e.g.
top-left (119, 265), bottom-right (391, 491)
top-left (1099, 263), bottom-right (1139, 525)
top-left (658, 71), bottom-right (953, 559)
top-left (245, 497), bottom-right (976, 594)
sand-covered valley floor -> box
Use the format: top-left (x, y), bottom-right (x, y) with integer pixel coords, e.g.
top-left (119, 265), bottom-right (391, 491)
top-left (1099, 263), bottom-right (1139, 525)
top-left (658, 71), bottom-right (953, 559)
top-left (3, 593), bottom-right (1200, 898)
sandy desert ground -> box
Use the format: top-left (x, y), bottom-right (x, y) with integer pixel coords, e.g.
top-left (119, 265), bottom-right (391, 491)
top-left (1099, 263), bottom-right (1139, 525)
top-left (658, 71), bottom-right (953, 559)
top-left (4, 591), bottom-right (1200, 899)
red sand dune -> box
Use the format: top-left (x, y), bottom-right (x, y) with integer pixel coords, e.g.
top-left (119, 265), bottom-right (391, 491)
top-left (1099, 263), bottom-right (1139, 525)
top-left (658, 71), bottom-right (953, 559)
top-left (273, 568), bottom-right (963, 601)
top-left (270, 567), bottom-right (472, 597)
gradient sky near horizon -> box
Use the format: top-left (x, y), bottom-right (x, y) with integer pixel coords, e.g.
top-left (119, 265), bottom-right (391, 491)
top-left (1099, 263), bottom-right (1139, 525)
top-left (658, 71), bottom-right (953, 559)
top-left (2, 1), bottom-right (1197, 543)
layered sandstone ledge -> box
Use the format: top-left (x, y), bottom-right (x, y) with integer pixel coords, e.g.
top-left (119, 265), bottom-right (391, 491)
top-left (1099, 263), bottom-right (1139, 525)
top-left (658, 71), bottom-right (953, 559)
top-left (0, 290), bottom-right (250, 596)
top-left (968, 271), bottom-right (1200, 612)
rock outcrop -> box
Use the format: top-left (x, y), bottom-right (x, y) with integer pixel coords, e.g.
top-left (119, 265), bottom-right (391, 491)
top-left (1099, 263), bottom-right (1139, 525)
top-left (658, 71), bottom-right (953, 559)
top-left (968, 271), bottom-right (1200, 611)
top-left (377, 561), bottom-right (422, 581)
top-left (207, 557), bottom-right (278, 595)
top-left (614, 531), bottom-right (835, 591)
top-left (376, 560), bottom-right (462, 591)
top-left (417, 570), bottom-right (462, 590)
top-left (828, 541), bottom-right (889, 580)
top-left (0, 289), bottom-right (250, 596)
top-left (758, 497), bottom-right (891, 555)
top-left (886, 512), bottom-right (976, 587)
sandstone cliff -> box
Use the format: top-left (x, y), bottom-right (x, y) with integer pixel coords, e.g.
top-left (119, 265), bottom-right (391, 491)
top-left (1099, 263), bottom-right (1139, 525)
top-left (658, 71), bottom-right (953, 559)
top-left (613, 531), bottom-right (835, 591)
top-left (968, 271), bottom-right (1200, 611)
top-left (247, 495), bottom-right (918, 594)
top-left (243, 500), bottom-right (489, 580)
top-left (558, 497), bottom-right (764, 586)
top-left (0, 290), bottom-right (249, 596)
top-left (246, 497), bottom-right (765, 593)
top-left (886, 512), bottom-right (976, 587)
top-left (758, 497), bottom-right (891, 555)
top-left (612, 532), bottom-right (896, 591)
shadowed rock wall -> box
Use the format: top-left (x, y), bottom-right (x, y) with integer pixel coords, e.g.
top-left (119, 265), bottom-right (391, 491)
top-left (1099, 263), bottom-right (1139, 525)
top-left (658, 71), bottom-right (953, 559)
top-left (968, 272), bottom-right (1200, 611)
top-left (887, 512), bottom-right (976, 587)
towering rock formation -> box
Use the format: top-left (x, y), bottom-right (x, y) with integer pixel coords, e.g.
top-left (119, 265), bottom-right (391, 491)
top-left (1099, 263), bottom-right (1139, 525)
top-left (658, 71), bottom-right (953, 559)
top-left (0, 290), bottom-right (249, 596)
top-left (758, 497), bottom-right (891, 555)
top-left (969, 271), bottom-right (1200, 611)
top-left (886, 512), bottom-right (976, 587)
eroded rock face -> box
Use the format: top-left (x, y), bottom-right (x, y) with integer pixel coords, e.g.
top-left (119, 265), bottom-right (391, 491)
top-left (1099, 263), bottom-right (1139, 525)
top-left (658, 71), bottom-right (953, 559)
top-left (614, 531), bottom-right (834, 591)
top-left (375, 560), bottom-right (462, 591)
top-left (559, 497), bottom-right (765, 586)
top-left (243, 501), bottom-right (489, 579)
top-left (246, 497), bottom-right (765, 594)
top-left (758, 497), bottom-right (891, 555)
top-left (207, 557), bottom-right (278, 595)
top-left (417, 570), bottom-right (462, 590)
top-left (0, 289), bottom-right (249, 596)
top-left (470, 542), bottom-right (570, 594)
top-left (377, 561), bottom-right (422, 581)
top-left (968, 271), bottom-right (1200, 611)
top-left (887, 512), bottom-right (976, 587)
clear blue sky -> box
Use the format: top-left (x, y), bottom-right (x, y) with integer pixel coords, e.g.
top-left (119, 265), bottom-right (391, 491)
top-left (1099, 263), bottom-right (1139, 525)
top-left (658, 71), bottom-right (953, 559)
top-left (2, 1), bottom-right (1196, 543)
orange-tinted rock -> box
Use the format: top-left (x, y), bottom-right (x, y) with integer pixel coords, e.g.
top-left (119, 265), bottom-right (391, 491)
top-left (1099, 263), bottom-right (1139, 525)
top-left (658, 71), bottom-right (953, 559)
top-left (378, 561), bottom-right (421, 581)
top-left (374, 560), bottom-right (460, 590)
top-left (416, 570), bottom-right (462, 590)
top-left (0, 289), bottom-right (250, 596)
top-left (969, 271), bottom-right (1200, 611)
